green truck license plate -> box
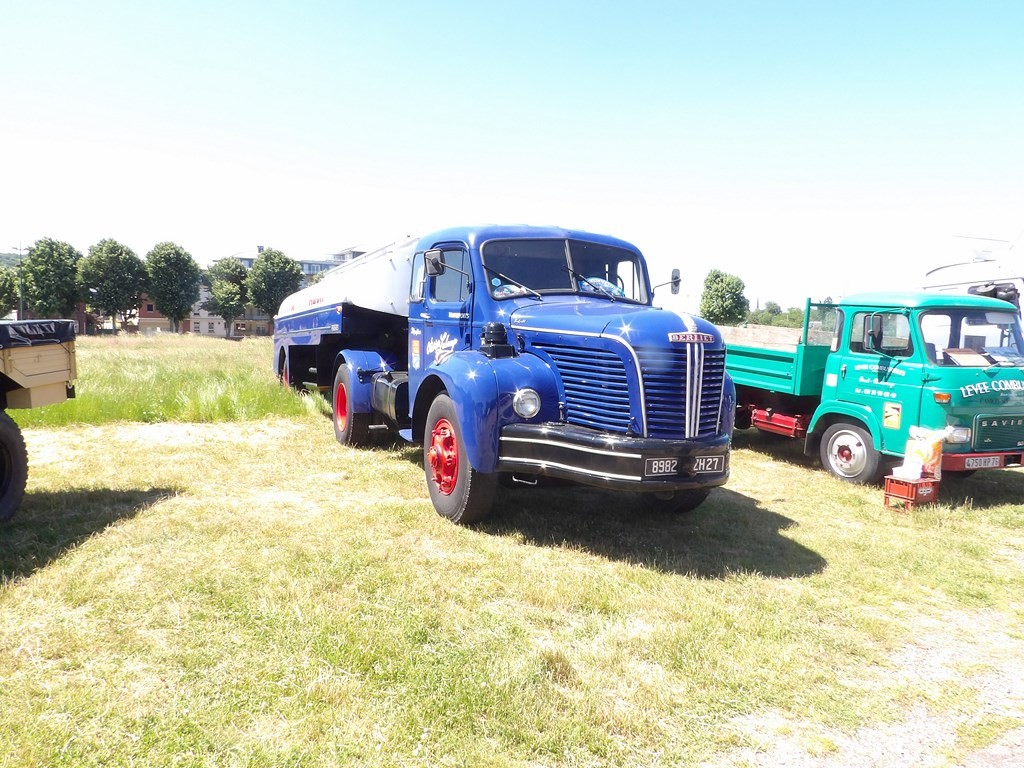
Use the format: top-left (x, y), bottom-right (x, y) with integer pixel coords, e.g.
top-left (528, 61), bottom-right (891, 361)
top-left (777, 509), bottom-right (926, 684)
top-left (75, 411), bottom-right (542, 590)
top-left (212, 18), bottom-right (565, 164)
top-left (965, 456), bottom-right (1002, 469)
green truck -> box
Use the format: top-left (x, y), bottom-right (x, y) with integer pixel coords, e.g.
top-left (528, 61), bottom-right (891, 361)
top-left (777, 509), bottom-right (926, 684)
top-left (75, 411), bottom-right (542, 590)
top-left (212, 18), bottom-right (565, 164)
top-left (722, 291), bottom-right (1024, 482)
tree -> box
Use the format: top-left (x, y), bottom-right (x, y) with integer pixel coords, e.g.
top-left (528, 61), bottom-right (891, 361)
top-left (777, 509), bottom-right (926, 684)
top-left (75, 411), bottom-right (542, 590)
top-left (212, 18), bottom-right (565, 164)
top-left (777, 307), bottom-right (805, 327)
top-left (146, 242), bottom-right (201, 332)
top-left (78, 239), bottom-right (148, 331)
top-left (699, 269), bottom-right (749, 325)
top-left (22, 238), bottom-right (82, 318)
top-left (246, 248), bottom-right (302, 318)
top-left (746, 300), bottom-right (805, 328)
top-left (746, 307), bottom-right (774, 325)
top-left (203, 258), bottom-right (249, 337)
top-left (0, 268), bottom-right (19, 318)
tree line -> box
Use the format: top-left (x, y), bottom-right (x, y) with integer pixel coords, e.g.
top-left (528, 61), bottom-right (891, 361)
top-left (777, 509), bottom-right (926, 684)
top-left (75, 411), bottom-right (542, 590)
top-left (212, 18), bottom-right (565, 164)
top-left (7, 242), bottom-right (813, 334)
top-left (3, 238), bottom-right (305, 334)
top-left (699, 268), bottom-right (832, 328)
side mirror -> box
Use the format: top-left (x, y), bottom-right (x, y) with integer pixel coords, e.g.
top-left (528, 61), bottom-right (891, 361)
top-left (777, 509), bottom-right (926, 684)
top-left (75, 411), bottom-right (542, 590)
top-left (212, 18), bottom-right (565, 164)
top-left (996, 286), bottom-right (1020, 309)
top-left (424, 249), bottom-right (446, 276)
top-left (864, 314), bottom-right (883, 351)
top-left (670, 268), bottom-right (681, 295)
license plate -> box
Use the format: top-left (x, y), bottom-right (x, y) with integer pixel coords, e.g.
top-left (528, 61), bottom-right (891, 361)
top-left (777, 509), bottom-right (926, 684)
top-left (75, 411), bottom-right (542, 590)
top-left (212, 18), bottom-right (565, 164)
top-left (693, 455), bottom-right (725, 473)
top-left (965, 456), bottom-right (1002, 469)
top-left (645, 458), bottom-right (679, 476)
top-left (644, 455), bottom-right (725, 476)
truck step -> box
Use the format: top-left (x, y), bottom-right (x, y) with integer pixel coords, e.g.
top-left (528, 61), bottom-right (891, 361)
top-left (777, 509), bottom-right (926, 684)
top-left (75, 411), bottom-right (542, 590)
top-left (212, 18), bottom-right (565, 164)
top-left (302, 381), bottom-right (330, 394)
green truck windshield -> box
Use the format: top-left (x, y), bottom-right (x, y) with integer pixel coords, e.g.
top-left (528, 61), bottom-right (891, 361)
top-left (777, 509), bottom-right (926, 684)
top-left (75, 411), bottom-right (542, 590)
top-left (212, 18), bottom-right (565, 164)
top-left (919, 309), bottom-right (1024, 367)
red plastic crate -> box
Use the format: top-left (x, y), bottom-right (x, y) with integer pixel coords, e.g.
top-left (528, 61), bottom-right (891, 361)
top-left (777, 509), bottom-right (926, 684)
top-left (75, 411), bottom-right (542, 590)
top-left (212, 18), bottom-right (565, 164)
top-left (884, 475), bottom-right (939, 511)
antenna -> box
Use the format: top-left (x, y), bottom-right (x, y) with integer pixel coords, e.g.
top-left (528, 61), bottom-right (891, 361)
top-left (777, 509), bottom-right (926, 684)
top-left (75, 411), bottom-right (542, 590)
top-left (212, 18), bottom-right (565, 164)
top-left (1008, 229), bottom-right (1023, 253)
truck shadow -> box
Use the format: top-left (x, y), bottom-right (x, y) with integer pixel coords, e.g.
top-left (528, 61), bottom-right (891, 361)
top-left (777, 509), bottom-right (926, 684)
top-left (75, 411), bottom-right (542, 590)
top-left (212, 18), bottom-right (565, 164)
top-left (732, 429), bottom-right (819, 471)
top-left (480, 485), bottom-right (827, 579)
top-left (733, 431), bottom-right (1024, 510)
top-left (0, 488), bottom-right (174, 582)
top-left (939, 468), bottom-right (1024, 509)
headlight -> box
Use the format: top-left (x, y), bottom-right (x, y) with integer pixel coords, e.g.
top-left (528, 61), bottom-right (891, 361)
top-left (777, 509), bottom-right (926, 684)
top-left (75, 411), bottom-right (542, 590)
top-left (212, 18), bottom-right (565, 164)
top-left (946, 427), bottom-right (971, 444)
top-left (512, 388), bottom-right (541, 419)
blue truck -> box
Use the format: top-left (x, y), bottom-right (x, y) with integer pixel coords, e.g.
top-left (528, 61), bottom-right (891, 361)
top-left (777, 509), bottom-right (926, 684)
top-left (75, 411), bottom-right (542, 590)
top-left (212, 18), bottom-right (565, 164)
top-left (273, 225), bottom-right (734, 523)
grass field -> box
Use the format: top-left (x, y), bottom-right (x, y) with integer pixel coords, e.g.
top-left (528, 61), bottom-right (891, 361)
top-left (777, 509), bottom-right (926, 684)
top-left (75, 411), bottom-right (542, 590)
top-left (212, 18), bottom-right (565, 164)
top-left (1, 335), bottom-right (1023, 767)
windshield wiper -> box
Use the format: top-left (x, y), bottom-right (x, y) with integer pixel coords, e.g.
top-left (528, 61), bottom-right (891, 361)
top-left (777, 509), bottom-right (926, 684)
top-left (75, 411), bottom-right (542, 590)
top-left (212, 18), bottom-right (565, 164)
top-left (985, 359), bottom-right (1023, 371)
top-left (564, 266), bottom-right (617, 301)
top-left (482, 265), bottom-right (543, 300)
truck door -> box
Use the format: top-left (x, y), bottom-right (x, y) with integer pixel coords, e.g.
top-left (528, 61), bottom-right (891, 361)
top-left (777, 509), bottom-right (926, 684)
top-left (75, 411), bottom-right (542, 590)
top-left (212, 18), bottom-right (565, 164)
top-left (407, 243), bottom-right (474, 394)
top-left (830, 310), bottom-right (921, 454)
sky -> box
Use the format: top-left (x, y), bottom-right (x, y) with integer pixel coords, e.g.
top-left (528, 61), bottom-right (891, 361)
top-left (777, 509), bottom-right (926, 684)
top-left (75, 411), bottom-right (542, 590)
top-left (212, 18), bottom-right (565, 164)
top-left (2, 0), bottom-right (1022, 313)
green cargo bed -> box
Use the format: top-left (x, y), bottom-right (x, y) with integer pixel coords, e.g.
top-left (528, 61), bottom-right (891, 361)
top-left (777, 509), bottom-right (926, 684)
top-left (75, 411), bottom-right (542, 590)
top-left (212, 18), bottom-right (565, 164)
top-left (721, 325), bottom-right (831, 397)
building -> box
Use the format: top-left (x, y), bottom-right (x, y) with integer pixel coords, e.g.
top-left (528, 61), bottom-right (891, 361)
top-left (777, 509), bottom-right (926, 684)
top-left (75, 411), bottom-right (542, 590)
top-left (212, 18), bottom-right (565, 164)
top-left (198, 246), bottom-right (368, 338)
top-left (189, 285), bottom-right (228, 337)
top-left (137, 293), bottom-right (189, 335)
top-left (234, 246), bottom-right (364, 282)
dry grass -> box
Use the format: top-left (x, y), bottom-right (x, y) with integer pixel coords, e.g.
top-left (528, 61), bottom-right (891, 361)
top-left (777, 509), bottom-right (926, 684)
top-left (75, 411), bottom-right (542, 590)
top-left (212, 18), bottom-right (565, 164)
top-left (2, 336), bottom-right (1023, 765)
top-left (2, 413), bottom-right (1023, 766)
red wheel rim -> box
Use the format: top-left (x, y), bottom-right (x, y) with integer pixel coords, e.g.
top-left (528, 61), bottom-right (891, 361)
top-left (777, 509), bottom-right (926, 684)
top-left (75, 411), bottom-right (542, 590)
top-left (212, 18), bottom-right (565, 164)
top-left (428, 418), bottom-right (458, 496)
top-left (334, 384), bottom-right (348, 431)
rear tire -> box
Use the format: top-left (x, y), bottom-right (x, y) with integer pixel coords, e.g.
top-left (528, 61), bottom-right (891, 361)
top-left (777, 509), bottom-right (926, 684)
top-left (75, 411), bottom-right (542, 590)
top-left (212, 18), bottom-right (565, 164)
top-left (819, 423), bottom-right (881, 483)
top-left (277, 350), bottom-right (289, 387)
top-left (0, 412), bottom-right (29, 523)
top-left (333, 364), bottom-right (371, 447)
top-left (424, 394), bottom-right (496, 524)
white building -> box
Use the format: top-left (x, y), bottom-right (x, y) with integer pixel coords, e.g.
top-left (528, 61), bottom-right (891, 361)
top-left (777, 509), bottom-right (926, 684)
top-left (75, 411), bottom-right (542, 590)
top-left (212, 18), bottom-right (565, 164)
top-left (194, 246), bottom-right (369, 337)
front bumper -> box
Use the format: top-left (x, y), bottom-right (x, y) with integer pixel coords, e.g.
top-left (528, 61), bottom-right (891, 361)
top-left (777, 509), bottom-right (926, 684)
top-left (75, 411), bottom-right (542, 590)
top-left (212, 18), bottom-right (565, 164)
top-left (942, 451), bottom-right (1024, 471)
top-left (497, 422), bottom-right (730, 492)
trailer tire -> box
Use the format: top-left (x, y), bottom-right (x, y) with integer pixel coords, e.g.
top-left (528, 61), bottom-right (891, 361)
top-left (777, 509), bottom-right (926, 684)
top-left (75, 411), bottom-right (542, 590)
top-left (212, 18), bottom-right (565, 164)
top-left (424, 394), bottom-right (496, 524)
top-left (0, 412), bottom-right (29, 523)
top-left (333, 364), bottom-right (371, 447)
top-left (277, 350), bottom-right (289, 388)
top-left (819, 423), bottom-right (881, 483)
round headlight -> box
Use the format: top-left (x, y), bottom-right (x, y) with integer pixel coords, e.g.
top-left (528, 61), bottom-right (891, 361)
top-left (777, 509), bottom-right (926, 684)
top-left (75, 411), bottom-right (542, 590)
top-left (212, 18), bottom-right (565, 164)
top-left (512, 388), bottom-right (541, 419)
top-left (946, 427), bottom-right (971, 444)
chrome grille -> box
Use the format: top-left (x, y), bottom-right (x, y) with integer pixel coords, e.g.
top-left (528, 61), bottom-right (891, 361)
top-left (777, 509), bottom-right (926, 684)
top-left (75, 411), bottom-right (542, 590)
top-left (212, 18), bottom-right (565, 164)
top-left (635, 345), bottom-right (726, 439)
top-left (533, 341), bottom-right (726, 438)
top-left (532, 343), bottom-right (632, 432)
top-left (974, 414), bottom-right (1024, 451)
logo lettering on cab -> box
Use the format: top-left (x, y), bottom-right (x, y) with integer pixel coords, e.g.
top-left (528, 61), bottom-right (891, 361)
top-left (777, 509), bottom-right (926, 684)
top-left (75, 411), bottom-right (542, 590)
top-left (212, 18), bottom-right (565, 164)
top-left (668, 333), bottom-right (714, 343)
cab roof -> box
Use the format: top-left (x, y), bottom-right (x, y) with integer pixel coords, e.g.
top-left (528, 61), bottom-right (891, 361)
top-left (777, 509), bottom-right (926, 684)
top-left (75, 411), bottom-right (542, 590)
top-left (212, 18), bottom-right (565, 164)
top-left (837, 290), bottom-right (1017, 311)
top-left (417, 224), bottom-right (642, 254)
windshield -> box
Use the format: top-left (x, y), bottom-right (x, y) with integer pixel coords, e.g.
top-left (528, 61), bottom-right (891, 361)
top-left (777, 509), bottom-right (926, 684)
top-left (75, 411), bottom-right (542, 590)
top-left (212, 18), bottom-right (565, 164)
top-left (919, 309), bottom-right (1024, 367)
top-left (480, 238), bottom-right (648, 302)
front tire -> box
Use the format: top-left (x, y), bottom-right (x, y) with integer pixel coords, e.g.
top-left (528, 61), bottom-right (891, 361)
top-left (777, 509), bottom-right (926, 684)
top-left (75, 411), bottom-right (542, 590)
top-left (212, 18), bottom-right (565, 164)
top-left (0, 412), bottom-right (29, 523)
top-left (424, 394), bottom-right (496, 524)
top-left (819, 423), bottom-right (881, 483)
top-left (333, 364), bottom-right (371, 447)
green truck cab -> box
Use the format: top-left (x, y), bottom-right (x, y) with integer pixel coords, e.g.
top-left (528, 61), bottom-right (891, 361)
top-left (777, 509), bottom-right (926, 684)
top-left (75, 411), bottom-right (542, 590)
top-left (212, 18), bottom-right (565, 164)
top-left (722, 291), bottom-right (1024, 482)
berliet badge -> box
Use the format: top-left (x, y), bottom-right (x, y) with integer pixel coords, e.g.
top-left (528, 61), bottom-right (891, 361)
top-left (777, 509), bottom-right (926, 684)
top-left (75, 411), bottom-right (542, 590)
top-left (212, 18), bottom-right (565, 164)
top-left (668, 332), bottom-right (714, 343)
